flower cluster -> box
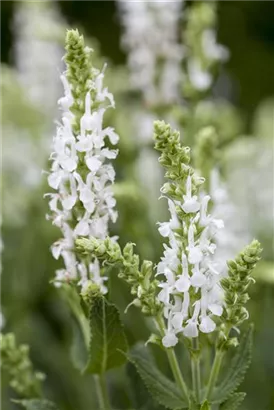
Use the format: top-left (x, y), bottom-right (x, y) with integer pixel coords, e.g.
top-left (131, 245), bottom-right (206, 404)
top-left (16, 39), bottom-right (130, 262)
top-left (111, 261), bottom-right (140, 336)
top-left (46, 30), bottom-right (119, 294)
top-left (154, 120), bottom-right (225, 347)
top-left (118, 0), bottom-right (184, 105)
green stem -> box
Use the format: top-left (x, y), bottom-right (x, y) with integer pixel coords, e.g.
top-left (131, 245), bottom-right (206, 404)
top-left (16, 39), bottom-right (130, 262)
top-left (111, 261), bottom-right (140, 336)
top-left (205, 349), bottom-right (224, 400)
top-left (191, 338), bottom-right (201, 403)
top-left (205, 326), bottom-right (232, 401)
top-left (156, 316), bottom-right (189, 404)
top-left (95, 374), bottom-right (111, 410)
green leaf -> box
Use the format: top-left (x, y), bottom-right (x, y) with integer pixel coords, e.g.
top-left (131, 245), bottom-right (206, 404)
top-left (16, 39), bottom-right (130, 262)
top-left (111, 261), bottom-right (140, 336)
top-left (128, 344), bottom-right (188, 410)
top-left (200, 401), bottom-right (210, 410)
top-left (127, 361), bottom-right (165, 410)
top-left (85, 295), bottom-right (128, 374)
top-left (212, 325), bottom-right (253, 403)
top-left (13, 399), bottom-right (59, 410)
top-left (220, 393), bottom-right (246, 410)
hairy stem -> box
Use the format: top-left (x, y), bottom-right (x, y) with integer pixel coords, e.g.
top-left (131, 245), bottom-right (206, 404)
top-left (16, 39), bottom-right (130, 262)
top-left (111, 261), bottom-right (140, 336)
top-left (191, 337), bottom-right (201, 403)
top-left (95, 374), bottom-right (111, 410)
top-left (156, 316), bottom-right (189, 404)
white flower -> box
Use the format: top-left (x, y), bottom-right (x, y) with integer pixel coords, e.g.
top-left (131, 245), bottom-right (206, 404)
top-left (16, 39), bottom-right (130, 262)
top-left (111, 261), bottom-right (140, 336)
top-left (47, 54), bottom-right (119, 294)
top-left (183, 301), bottom-right (201, 338)
top-left (188, 59), bottom-right (212, 91)
top-left (162, 332), bottom-right (178, 348)
top-left (182, 176), bottom-right (200, 214)
top-left (202, 29), bottom-right (229, 62)
top-left (157, 175), bottom-right (225, 345)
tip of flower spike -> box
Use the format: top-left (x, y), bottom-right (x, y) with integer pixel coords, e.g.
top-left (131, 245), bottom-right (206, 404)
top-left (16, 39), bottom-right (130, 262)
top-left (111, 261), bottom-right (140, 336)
top-left (242, 239), bottom-right (263, 260)
top-left (66, 28), bottom-right (82, 45)
top-left (153, 120), bottom-right (170, 139)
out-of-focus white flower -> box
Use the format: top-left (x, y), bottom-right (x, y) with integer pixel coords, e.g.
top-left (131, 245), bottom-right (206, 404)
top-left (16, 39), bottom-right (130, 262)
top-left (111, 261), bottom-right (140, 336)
top-left (188, 59), bottom-right (212, 91)
top-left (210, 168), bottom-right (250, 270)
top-left (118, 0), bottom-right (184, 105)
top-left (202, 29), bottom-right (229, 62)
top-left (13, 0), bottom-right (64, 117)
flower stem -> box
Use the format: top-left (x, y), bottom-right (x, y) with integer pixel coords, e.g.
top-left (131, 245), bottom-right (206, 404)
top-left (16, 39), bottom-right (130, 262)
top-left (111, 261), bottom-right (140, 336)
top-left (95, 374), bottom-right (111, 410)
top-left (191, 337), bottom-right (201, 403)
top-left (156, 316), bottom-right (189, 404)
top-left (205, 349), bottom-right (224, 400)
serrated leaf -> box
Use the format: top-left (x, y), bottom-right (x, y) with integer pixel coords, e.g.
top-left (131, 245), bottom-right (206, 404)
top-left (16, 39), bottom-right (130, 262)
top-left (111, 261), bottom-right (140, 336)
top-left (212, 325), bottom-right (253, 403)
top-left (13, 399), bottom-right (59, 410)
top-left (127, 361), bottom-right (165, 410)
top-left (220, 393), bottom-right (246, 410)
top-left (85, 295), bottom-right (128, 374)
top-left (128, 344), bottom-right (188, 410)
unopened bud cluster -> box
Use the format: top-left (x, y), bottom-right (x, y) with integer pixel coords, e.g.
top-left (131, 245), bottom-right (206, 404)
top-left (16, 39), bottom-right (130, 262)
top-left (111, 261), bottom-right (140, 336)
top-left (221, 240), bottom-right (262, 326)
top-left (0, 333), bottom-right (45, 397)
top-left (77, 237), bottom-right (161, 315)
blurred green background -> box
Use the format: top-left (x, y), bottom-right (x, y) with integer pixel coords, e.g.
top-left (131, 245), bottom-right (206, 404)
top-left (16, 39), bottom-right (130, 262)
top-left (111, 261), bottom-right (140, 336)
top-left (1, 1), bottom-right (274, 410)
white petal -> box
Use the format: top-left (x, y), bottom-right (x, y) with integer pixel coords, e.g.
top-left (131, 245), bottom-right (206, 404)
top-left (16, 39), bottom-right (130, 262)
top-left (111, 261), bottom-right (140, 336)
top-left (48, 172), bottom-right (63, 189)
top-left (162, 332), bottom-right (178, 348)
top-left (183, 322), bottom-right (198, 338)
top-left (158, 222), bottom-right (170, 237)
top-left (86, 156), bottom-right (101, 172)
top-left (101, 148), bottom-right (118, 159)
top-left (157, 287), bottom-right (170, 305)
top-left (62, 195), bottom-right (77, 210)
top-left (199, 316), bottom-right (216, 333)
top-left (84, 200), bottom-right (95, 213)
top-left (74, 220), bottom-right (89, 236)
top-left (182, 198), bottom-right (200, 214)
top-left (208, 304), bottom-right (223, 317)
top-left (104, 127), bottom-right (119, 145)
top-left (51, 242), bottom-right (62, 260)
top-left (175, 276), bottom-right (190, 292)
top-left (60, 157), bottom-right (77, 172)
top-left (190, 272), bottom-right (206, 287)
top-left (80, 187), bottom-right (94, 204)
top-left (171, 313), bottom-right (184, 329)
top-left (188, 247), bottom-right (203, 264)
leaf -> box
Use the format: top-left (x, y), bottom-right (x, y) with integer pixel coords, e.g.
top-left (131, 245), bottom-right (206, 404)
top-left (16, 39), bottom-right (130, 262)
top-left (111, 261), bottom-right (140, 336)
top-left (127, 361), bottom-right (165, 410)
top-left (128, 344), bottom-right (188, 410)
top-left (200, 401), bottom-right (210, 410)
top-left (220, 393), bottom-right (246, 410)
top-left (13, 399), bottom-right (59, 410)
top-left (212, 325), bottom-right (253, 403)
top-left (85, 295), bottom-right (128, 374)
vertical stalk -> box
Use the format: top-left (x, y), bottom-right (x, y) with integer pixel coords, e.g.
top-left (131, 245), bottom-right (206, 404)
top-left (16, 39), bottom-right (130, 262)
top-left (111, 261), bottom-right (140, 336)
top-left (205, 350), bottom-right (224, 400)
top-left (191, 337), bottom-right (201, 403)
top-left (205, 326), bottom-right (231, 401)
top-left (95, 374), bottom-right (111, 410)
top-left (156, 316), bottom-right (189, 404)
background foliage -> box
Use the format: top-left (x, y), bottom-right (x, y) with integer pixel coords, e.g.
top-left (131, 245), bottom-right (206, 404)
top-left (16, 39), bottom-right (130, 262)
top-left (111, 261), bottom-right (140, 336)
top-left (1, 1), bottom-right (274, 410)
